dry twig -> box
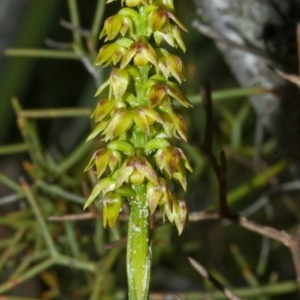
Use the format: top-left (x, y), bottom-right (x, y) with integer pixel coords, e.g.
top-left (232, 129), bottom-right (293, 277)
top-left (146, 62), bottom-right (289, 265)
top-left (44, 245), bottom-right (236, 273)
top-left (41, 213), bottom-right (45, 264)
top-left (195, 82), bottom-right (300, 293)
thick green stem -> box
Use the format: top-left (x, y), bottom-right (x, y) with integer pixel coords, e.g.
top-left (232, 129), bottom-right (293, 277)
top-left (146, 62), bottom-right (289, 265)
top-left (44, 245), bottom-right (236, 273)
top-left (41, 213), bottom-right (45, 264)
top-left (127, 184), bottom-right (151, 300)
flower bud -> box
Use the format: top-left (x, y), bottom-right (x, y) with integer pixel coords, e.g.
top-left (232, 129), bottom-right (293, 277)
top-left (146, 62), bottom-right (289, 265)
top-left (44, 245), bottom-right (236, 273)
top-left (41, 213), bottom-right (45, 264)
top-left (133, 52), bottom-right (149, 66)
top-left (130, 169), bottom-right (145, 184)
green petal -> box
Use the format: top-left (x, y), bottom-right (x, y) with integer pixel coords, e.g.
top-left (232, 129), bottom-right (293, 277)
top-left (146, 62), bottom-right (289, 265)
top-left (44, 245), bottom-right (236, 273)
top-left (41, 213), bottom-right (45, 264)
top-left (166, 11), bottom-right (188, 32)
top-left (84, 178), bottom-right (115, 210)
top-left (105, 15), bottom-right (122, 40)
top-left (173, 197), bottom-right (187, 235)
top-left (173, 162), bottom-right (187, 190)
top-left (135, 156), bottom-right (159, 184)
top-left (133, 109), bottom-right (150, 135)
top-left (147, 84), bottom-right (167, 107)
top-left (94, 98), bottom-right (116, 123)
top-left (166, 82), bottom-right (192, 107)
top-left (172, 25), bottom-right (186, 52)
top-left (115, 157), bottom-right (135, 188)
top-left (120, 46), bottom-right (136, 69)
top-left (108, 150), bottom-right (122, 172)
top-left (146, 181), bottom-right (162, 214)
top-left (95, 79), bottom-right (110, 97)
top-left (111, 68), bottom-right (131, 99)
top-left (103, 109), bottom-right (133, 141)
top-left (84, 150), bottom-right (98, 172)
top-left (148, 9), bottom-right (167, 32)
top-left (95, 148), bottom-right (112, 178)
top-left (86, 121), bottom-right (108, 141)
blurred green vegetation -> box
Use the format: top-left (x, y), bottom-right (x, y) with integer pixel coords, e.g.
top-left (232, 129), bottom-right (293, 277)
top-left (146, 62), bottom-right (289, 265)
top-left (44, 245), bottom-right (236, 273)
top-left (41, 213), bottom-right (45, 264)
top-left (0, 0), bottom-right (299, 299)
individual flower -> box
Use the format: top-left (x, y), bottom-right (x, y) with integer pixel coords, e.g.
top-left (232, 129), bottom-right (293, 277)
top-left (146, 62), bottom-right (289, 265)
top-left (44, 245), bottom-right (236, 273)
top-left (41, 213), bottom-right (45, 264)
top-left (84, 176), bottom-right (117, 209)
top-left (95, 43), bottom-right (127, 67)
top-left (120, 41), bottom-right (158, 68)
top-left (172, 196), bottom-right (187, 235)
top-left (84, 148), bottom-right (122, 179)
top-left (155, 146), bottom-right (192, 189)
top-left (146, 177), bottom-right (172, 215)
top-left (146, 79), bottom-right (191, 107)
top-left (157, 48), bottom-right (186, 83)
top-left (102, 106), bottom-right (164, 141)
top-left (95, 68), bottom-right (131, 99)
top-left (153, 24), bottom-right (186, 52)
top-left (100, 14), bottom-right (134, 40)
top-left (116, 156), bottom-right (159, 187)
top-left (148, 7), bottom-right (187, 33)
top-left (146, 177), bottom-right (187, 234)
top-left (159, 107), bottom-right (188, 141)
top-left (102, 192), bottom-right (123, 227)
top-left (90, 98), bottom-right (117, 123)
top-left (110, 68), bottom-right (131, 99)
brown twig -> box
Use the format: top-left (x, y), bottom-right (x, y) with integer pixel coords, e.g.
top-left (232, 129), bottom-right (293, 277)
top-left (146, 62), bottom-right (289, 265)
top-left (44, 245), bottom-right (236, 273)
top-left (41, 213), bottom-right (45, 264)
top-left (188, 257), bottom-right (244, 300)
top-left (197, 82), bottom-right (300, 293)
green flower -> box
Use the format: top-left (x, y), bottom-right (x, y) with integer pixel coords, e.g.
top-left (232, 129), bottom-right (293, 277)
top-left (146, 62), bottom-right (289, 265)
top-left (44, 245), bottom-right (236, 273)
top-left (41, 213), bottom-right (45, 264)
top-left (157, 48), bottom-right (186, 83)
top-left (155, 146), bottom-right (192, 176)
top-left (146, 177), bottom-right (172, 215)
top-left (84, 177), bottom-right (116, 209)
top-left (95, 43), bottom-right (127, 67)
top-left (146, 79), bottom-right (191, 107)
top-left (100, 14), bottom-right (134, 41)
top-left (102, 192), bottom-right (123, 227)
top-left (148, 6), bottom-right (187, 33)
top-left (84, 148), bottom-right (122, 179)
top-left (102, 106), bottom-right (164, 140)
top-left (160, 107), bottom-right (188, 141)
top-left (120, 41), bottom-right (158, 68)
top-left (116, 155), bottom-right (159, 187)
top-left (172, 196), bottom-right (187, 235)
top-left (153, 24), bottom-right (186, 52)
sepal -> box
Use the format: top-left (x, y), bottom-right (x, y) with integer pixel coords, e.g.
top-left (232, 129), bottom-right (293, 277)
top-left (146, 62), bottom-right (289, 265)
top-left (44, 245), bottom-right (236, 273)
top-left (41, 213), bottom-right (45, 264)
top-left (86, 121), bottom-right (108, 141)
top-left (110, 68), bottom-right (131, 99)
top-left (173, 197), bottom-right (187, 235)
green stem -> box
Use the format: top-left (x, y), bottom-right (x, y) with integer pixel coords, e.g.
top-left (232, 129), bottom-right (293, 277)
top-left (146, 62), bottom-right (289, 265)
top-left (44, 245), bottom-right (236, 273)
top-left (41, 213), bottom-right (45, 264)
top-left (91, 0), bottom-right (106, 45)
top-left (67, 0), bottom-right (83, 49)
top-left (127, 184), bottom-right (151, 300)
top-left (5, 49), bottom-right (81, 60)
